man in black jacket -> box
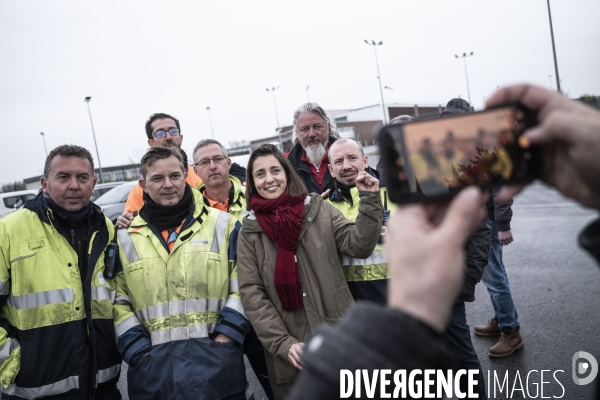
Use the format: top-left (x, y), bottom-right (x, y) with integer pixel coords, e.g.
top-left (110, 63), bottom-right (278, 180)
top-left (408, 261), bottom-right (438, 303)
top-left (287, 102), bottom-right (338, 195)
top-left (0, 145), bottom-right (121, 399)
top-left (440, 98), bottom-right (491, 398)
top-left (289, 84), bottom-right (600, 399)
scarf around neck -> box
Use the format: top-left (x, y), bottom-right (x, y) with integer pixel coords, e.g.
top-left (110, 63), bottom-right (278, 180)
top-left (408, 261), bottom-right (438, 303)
top-left (141, 184), bottom-right (193, 231)
top-left (249, 193), bottom-right (306, 312)
top-left (44, 193), bottom-right (93, 226)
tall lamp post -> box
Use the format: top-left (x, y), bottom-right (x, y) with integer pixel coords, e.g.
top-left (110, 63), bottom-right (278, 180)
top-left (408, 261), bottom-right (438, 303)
top-left (546, 0), bottom-right (561, 92)
top-left (266, 86), bottom-right (283, 151)
top-left (364, 40), bottom-right (387, 124)
top-left (84, 97), bottom-right (104, 183)
top-left (40, 132), bottom-right (48, 158)
top-left (455, 52), bottom-right (474, 107)
top-left (206, 106), bottom-right (215, 139)
top-left (306, 85), bottom-right (311, 103)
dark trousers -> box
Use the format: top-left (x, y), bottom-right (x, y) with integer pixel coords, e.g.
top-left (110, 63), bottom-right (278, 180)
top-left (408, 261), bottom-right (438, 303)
top-left (245, 328), bottom-right (274, 400)
top-left (445, 302), bottom-right (487, 399)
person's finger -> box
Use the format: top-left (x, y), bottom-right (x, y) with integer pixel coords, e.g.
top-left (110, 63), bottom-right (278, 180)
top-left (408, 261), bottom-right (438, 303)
top-left (320, 189), bottom-right (331, 199)
top-left (438, 187), bottom-right (486, 246)
top-left (486, 84), bottom-right (564, 117)
top-left (525, 110), bottom-right (582, 146)
top-left (497, 185), bottom-right (524, 203)
top-left (486, 84), bottom-right (540, 111)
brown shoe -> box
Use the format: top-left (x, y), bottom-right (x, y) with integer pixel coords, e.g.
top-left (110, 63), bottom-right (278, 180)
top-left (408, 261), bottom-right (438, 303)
top-left (474, 317), bottom-right (501, 336)
top-left (488, 329), bottom-right (524, 358)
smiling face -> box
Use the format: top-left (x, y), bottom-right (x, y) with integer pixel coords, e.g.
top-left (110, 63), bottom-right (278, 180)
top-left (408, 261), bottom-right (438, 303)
top-left (140, 155), bottom-right (187, 206)
top-left (148, 118), bottom-right (183, 149)
top-left (41, 155), bottom-right (97, 211)
top-left (252, 155), bottom-right (288, 200)
top-left (328, 140), bottom-right (368, 187)
top-left (193, 143), bottom-right (231, 188)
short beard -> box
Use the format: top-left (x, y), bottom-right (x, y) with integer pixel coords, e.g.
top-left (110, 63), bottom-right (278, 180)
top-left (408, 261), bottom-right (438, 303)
top-left (303, 143), bottom-right (327, 165)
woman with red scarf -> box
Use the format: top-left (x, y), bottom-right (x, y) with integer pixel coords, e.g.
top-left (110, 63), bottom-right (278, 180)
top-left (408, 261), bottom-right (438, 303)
top-left (238, 144), bottom-right (383, 399)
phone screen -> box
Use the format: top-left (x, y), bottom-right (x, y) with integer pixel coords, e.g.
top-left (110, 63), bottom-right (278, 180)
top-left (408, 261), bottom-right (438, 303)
top-left (379, 105), bottom-right (541, 204)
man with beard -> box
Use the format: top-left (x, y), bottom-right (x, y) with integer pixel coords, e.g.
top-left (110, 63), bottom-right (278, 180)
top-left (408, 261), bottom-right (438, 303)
top-left (120, 113), bottom-right (247, 227)
top-left (287, 103), bottom-right (338, 195)
top-left (123, 113), bottom-right (203, 213)
top-left (113, 147), bottom-right (250, 399)
top-left (327, 138), bottom-right (390, 304)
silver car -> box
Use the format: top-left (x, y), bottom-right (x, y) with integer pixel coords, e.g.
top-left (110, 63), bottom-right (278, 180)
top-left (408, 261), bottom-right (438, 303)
top-left (95, 181), bottom-right (138, 223)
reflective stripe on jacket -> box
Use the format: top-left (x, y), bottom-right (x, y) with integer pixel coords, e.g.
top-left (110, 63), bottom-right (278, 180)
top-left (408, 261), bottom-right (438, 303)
top-left (328, 186), bottom-right (390, 283)
top-left (113, 189), bottom-right (250, 399)
top-left (0, 194), bottom-right (121, 399)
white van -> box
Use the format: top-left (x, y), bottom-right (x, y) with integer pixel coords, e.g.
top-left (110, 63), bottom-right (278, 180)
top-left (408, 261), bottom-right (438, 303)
top-left (0, 189), bottom-right (39, 218)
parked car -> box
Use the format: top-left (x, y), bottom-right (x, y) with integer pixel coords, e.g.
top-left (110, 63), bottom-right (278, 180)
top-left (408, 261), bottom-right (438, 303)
top-left (91, 182), bottom-right (126, 202)
top-left (95, 181), bottom-right (137, 223)
top-left (0, 189), bottom-right (39, 218)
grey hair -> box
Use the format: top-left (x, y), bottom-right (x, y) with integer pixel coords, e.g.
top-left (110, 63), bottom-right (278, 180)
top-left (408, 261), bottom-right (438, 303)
top-left (328, 138), bottom-right (364, 161)
top-left (292, 102), bottom-right (338, 145)
top-left (192, 139), bottom-right (228, 164)
top-left (390, 115), bottom-right (414, 125)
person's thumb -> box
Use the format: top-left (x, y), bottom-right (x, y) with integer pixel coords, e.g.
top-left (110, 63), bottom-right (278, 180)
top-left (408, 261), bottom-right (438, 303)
top-left (438, 187), bottom-right (485, 247)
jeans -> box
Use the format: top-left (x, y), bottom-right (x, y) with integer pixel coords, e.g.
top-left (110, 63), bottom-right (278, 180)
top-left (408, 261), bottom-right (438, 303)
top-left (446, 302), bottom-right (487, 399)
top-left (481, 220), bottom-right (520, 331)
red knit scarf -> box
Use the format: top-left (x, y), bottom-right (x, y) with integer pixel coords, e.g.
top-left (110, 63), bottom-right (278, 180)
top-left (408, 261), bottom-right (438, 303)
top-left (250, 193), bottom-right (306, 312)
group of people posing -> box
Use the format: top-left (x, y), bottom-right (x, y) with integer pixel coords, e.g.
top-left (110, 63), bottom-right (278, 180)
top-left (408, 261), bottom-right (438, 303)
top-left (0, 102), bottom-right (391, 400)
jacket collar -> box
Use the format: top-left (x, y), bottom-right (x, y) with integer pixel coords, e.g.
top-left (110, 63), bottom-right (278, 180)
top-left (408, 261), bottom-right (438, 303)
top-left (199, 175), bottom-right (246, 211)
top-left (131, 187), bottom-right (208, 231)
top-left (24, 190), bottom-right (105, 231)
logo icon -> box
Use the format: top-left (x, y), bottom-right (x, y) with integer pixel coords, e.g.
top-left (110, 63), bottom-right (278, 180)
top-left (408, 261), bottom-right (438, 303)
top-left (572, 351), bottom-right (598, 385)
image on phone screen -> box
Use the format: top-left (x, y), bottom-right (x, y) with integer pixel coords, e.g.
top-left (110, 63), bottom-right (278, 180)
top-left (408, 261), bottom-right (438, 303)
top-left (379, 105), bottom-right (541, 204)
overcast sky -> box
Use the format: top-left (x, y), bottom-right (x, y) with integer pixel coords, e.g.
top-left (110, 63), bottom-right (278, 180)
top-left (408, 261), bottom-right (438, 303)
top-left (1, 0), bottom-right (599, 185)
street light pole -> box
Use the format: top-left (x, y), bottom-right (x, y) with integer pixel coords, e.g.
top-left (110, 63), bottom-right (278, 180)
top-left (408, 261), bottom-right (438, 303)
top-left (265, 86), bottom-right (281, 127)
top-left (455, 52), bottom-right (474, 107)
top-left (267, 86), bottom-right (283, 151)
top-left (546, 0), bottom-right (561, 92)
top-left (364, 40), bottom-right (387, 124)
top-left (306, 85), bottom-right (311, 103)
top-left (40, 132), bottom-right (48, 158)
top-left (266, 87), bottom-right (283, 152)
top-left (84, 97), bottom-right (104, 183)
top-left (206, 106), bottom-right (215, 139)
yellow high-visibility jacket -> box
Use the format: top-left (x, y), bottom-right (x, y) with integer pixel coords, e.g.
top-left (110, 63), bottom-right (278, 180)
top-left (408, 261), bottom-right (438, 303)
top-left (113, 188), bottom-right (249, 399)
top-left (0, 193), bottom-right (121, 399)
top-left (328, 183), bottom-right (391, 304)
top-left (198, 175), bottom-right (248, 223)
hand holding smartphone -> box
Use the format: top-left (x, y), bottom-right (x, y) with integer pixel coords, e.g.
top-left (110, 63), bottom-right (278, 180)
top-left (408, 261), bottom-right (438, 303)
top-left (378, 105), bottom-right (543, 204)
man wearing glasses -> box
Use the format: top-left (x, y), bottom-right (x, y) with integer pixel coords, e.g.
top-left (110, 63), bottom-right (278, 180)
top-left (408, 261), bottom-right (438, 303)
top-left (123, 113), bottom-right (203, 214)
top-left (192, 139), bottom-right (274, 399)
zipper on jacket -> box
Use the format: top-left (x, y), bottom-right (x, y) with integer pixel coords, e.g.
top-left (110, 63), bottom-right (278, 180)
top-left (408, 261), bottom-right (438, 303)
top-left (71, 229), bottom-right (75, 245)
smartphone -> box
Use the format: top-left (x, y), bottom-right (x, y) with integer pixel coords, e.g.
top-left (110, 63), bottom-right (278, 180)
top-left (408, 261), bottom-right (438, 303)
top-left (377, 104), bottom-right (543, 204)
